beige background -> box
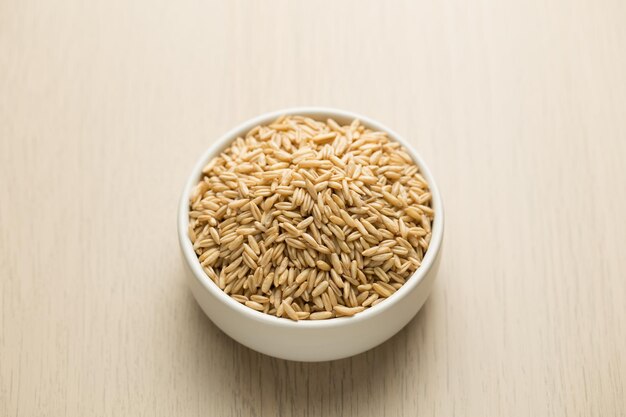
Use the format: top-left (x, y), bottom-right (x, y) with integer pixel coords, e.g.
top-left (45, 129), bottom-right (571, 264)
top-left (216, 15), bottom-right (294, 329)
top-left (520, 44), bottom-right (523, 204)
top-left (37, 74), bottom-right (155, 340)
top-left (1, 0), bottom-right (625, 415)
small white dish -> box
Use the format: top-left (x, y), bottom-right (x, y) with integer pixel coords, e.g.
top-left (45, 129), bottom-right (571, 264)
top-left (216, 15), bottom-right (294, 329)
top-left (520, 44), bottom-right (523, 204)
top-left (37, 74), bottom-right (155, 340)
top-left (178, 107), bottom-right (444, 361)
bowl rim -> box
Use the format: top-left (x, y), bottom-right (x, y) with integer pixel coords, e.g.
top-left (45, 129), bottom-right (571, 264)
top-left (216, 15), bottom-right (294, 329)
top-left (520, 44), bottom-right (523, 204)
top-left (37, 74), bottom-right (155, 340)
top-left (178, 107), bottom-right (444, 329)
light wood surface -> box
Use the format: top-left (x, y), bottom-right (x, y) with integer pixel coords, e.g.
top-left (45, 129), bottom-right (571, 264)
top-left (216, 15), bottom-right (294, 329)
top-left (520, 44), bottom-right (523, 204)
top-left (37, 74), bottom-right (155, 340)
top-left (1, 0), bottom-right (625, 415)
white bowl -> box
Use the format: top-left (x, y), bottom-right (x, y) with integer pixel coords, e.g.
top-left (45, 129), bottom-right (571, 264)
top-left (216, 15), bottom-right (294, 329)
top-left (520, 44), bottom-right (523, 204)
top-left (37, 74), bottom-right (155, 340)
top-left (178, 107), bottom-right (444, 362)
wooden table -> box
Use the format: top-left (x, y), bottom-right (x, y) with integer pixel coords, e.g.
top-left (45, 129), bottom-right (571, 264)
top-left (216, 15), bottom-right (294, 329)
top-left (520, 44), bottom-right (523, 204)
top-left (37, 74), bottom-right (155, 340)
top-left (2, 1), bottom-right (625, 415)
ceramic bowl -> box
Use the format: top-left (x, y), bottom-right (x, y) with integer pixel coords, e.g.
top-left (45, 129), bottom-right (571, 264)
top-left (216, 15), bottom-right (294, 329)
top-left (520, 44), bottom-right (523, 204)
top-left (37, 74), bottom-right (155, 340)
top-left (178, 107), bottom-right (443, 361)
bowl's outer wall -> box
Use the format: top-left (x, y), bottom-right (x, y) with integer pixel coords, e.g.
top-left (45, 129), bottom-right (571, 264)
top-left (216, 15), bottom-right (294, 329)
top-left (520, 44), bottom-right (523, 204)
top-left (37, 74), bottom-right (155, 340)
top-left (184, 248), bottom-right (441, 362)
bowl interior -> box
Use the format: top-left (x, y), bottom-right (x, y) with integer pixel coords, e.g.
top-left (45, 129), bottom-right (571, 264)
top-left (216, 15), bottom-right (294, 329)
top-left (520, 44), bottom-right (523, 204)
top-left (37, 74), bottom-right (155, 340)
top-left (178, 107), bottom-right (444, 328)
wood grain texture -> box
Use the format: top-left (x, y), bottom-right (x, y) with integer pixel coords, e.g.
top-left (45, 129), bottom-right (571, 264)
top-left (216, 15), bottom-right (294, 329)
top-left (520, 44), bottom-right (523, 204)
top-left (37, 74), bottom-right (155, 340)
top-left (1, 0), bottom-right (625, 415)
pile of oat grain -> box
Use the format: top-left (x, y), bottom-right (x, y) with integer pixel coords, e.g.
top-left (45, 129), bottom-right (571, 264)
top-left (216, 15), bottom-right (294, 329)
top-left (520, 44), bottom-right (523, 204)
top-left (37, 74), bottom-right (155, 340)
top-left (188, 115), bottom-right (433, 320)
